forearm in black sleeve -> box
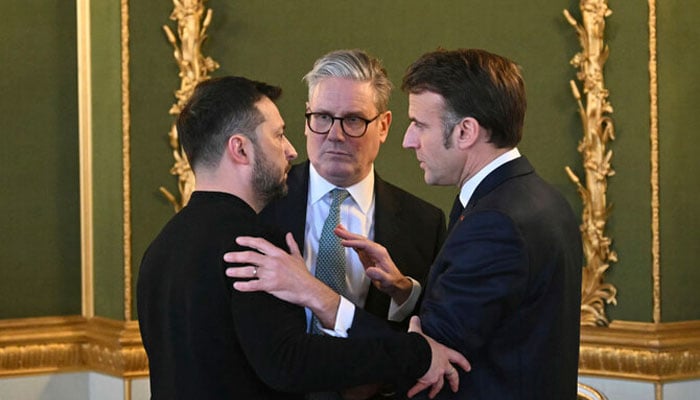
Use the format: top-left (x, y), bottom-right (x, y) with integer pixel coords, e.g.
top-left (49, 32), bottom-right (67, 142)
top-left (229, 286), bottom-right (431, 393)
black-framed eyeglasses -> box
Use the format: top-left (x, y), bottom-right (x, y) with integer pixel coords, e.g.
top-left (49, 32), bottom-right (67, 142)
top-left (304, 112), bottom-right (381, 138)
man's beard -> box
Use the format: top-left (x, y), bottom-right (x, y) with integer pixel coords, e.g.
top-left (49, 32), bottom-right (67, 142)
top-left (252, 145), bottom-right (289, 206)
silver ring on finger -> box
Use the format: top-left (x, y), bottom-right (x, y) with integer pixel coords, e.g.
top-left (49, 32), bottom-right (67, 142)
top-left (253, 266), bottom-right (258, 277)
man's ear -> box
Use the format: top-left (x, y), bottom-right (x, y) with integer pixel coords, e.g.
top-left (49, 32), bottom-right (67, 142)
top-left (455, 117), bottom-right (481, 150)
top-left (226, 134), bottom-right (252, 165)
top-left (304, 102), bottom-right (311, 137)
top-left (377, 110), bottom-right (392, 143)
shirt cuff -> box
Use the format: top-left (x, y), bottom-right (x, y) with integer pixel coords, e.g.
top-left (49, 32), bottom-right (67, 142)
top-left (388, 277), bottom-right (422, 322)
top-left (318, 296), bottom-right (355, 338)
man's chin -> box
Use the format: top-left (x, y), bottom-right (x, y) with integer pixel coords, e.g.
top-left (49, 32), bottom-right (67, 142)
top-left (315, 164), bottom-right (361, 186)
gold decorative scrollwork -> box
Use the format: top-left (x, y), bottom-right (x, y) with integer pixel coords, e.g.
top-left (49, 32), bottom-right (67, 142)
top-left (160, 0), bottom-right (219, 211)
top-left (563, 0), bottom-right (618, 326)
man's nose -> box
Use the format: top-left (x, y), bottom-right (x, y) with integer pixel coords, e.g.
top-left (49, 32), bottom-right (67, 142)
top-left (326, 119), bottom-right (346, 141)
top-left (285, 138), bottom-right (298, 160)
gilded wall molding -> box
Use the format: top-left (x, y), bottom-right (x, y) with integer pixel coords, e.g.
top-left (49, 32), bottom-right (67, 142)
top-left (0, 317), bottom-right (147, 378)
top-left (564, 0), bottom-right (618, 327)
top-left (121, 0), bottom-right (133, 322)
top-left (160, 0), bottom-right (219, 211)
top-left (77, 0), bottom-right (94, 319)
top-left (579, 320), bottom-right (700, 381)
top-left (647, 0), bottom-right (661, 324)
top-left (2, 317), bottom-right (698, 381)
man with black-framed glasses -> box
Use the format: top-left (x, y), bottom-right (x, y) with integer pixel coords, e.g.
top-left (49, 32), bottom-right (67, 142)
top-left (259, 49), bottom-right (447, 400)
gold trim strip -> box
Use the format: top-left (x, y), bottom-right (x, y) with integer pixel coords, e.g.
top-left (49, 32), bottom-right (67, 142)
top-left (648, 0), bottom-right (661, 324)
top-left (125, 379), bottom-right (132, 400)
top-left (121, 0), bottom-right (133, 321)
top-left (77, 0), bottom-right (94, 319)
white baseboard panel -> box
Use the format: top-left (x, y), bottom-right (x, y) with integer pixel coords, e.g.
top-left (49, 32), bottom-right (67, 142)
top-left (580, 375), bottom-right (700, 400)
top-left (0, 373), bottom-right (150, 400)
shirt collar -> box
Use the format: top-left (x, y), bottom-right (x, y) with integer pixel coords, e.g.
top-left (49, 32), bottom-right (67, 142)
top-left (459, 147), bottom-right (521, 207)
top-left (309, 163), bottom-right (375, 215)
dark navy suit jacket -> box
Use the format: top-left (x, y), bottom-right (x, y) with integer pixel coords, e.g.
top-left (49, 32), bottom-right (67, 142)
top-left (419, 157), bottom-right (582, 400)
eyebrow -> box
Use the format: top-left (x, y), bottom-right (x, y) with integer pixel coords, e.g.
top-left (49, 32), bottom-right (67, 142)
top-left (308, 109), bottom-right (372, 119)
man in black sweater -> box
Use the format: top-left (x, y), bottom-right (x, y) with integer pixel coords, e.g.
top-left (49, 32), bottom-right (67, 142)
top-left (137, 76), bottom-right (469, 399)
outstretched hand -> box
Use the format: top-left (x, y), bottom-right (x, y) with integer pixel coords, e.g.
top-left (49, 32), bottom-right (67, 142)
top-left (224, 233), bottom-right (311, 302)
top-left (335, 225), bottom-right (413, 304)
top-left (223, 233), bottom-right (340, 327)
top-left (407, 316), bottom-right (471, 399)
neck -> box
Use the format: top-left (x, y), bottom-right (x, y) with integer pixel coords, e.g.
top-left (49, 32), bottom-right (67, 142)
top-left (457, 146), bottom-right (511, 188)
top-left (194, 169), bottom-right (264, 213)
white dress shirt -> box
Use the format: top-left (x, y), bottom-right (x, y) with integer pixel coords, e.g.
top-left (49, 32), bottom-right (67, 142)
top-left (306, 164), bottom-right (421, 335)
top-left (458, 148), bottom-right (521, 207)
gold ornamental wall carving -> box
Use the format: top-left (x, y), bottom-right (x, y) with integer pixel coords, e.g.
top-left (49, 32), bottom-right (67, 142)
top-left (564, 0), bottom-right (618, 327)
top-left (160, 0), bottom-right (219, 211)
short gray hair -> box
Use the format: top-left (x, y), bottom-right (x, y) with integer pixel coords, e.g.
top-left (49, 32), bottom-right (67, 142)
top-left (303, 49), bottom-right (393, 112)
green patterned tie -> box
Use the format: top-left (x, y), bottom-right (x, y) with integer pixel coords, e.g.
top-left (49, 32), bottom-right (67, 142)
top-left (311, 188), bottom-right (350, 333)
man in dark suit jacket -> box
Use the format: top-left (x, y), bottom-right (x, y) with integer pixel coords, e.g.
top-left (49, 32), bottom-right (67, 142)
top-left (137, 76), bottom-right (468, 400)
top-left (228, 49), bottom-right (582, 400)
top-left (261, 49), bottom-right (445, 399)
top-left (260, 50), bottom-right (445, 333)
top-left (385, 48), bottom-right (583, 399)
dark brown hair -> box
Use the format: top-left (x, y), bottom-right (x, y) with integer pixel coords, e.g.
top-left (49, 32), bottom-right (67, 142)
top-left (402, 48), bottom-right (526, 148)
top-left (177, 76), bottom-right (282, 170)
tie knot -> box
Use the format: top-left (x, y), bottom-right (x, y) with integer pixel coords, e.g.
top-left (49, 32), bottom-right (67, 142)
top-left (330, 188), bottom-right (350, 206)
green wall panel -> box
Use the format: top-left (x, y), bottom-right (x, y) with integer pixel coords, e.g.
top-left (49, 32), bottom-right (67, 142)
top-left (203, 0), bottom-right (652, 321)
top-left (90, 0), bottom-right (127, 319)
top-left (0, 0), bottom-right (80, 318)
top-left (128, 0), bottom-right (185, 318)
top-left (121, 1), bottom-right (691, 322)
top-left (598, 0), bottom-right (654, 322)
top-left (657, 1), bottom-right (700, 321)
top-left (1, 0), bottom-right (693, 325)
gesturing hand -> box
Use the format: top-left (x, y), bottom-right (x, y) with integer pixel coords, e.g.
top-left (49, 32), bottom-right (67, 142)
top-left (407, 316), bottom-right (471, 399)
top-left (335, 225), bottom-right (413, 304)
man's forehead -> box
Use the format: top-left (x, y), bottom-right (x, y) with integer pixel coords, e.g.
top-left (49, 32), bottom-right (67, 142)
top-left (255, 99), bottom-right (284, 128)
top-left (409, 91), bottom-right (447, 108)
top-left (309, 79), bottom-right (377, 114)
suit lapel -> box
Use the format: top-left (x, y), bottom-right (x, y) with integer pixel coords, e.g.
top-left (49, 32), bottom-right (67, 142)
top-left (364, 173), bottom-right (401, 316)
top-left (373, 174), bottom-right (401, 246)
top-left (466, 156), bottom-right (534, 211)
top-left (276, 162), bottom-right (310, 249)
top-left (430, 157), bottom-right (534, 281)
